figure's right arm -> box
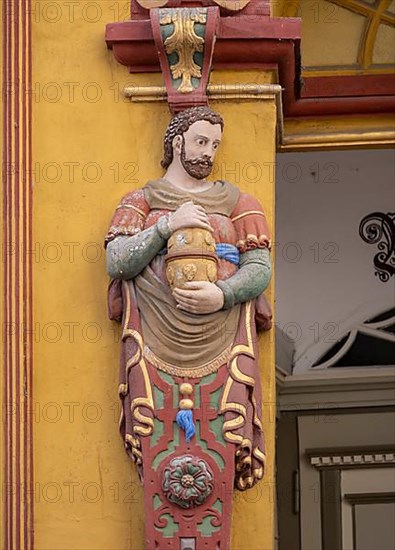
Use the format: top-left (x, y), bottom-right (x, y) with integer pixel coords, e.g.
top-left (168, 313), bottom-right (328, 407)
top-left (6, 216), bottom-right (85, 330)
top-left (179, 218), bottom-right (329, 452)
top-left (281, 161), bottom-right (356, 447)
top-left (106, 216), bottom-right (172, 280)
top-left (105, 192), bottom-right (213, 280)
top-left (105, 189), bottom-right (154, 280)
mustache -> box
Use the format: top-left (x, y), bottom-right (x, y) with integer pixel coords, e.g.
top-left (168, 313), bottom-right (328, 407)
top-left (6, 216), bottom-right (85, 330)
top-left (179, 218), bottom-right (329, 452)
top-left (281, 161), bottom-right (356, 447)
top-left (186, 156), bottom-right (213, 167)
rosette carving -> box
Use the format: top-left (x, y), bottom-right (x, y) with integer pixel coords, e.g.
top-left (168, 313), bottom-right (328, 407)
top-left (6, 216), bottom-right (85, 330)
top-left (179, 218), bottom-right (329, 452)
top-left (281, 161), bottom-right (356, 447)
top-left (162, 455), bottom-right (214, 508)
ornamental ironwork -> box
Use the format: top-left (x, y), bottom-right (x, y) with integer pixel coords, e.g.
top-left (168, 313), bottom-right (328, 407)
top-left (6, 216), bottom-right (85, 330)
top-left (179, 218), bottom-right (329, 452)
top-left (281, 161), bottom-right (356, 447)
top-left (359, 211), bottom-right (395, 282)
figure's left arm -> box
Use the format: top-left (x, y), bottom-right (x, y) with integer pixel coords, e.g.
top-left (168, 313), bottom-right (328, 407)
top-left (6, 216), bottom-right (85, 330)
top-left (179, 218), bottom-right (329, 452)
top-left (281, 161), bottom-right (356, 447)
top-left (216, 247), bottom-right (272, 310)
top-left (216, 191), bottom-right (273, 309)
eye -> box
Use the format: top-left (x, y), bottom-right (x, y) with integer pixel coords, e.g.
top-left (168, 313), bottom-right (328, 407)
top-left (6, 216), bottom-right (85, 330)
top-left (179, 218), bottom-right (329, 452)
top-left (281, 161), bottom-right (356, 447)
top-left (213, 143), bottom-right (219, 150)
top-left (197, 138), bottom-right (206, 146)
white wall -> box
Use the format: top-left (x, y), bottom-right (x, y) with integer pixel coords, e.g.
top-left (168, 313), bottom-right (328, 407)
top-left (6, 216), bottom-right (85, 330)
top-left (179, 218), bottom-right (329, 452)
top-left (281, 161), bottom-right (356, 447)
top-left (275, 149), bottom-right (395, 373)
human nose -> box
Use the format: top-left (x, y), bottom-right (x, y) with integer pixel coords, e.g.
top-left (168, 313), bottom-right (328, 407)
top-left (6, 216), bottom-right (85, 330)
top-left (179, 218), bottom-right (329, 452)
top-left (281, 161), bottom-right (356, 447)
top-left (202, 143), bottom-right (212, 158)
top-left (204, 143), bottom-right (217, 160)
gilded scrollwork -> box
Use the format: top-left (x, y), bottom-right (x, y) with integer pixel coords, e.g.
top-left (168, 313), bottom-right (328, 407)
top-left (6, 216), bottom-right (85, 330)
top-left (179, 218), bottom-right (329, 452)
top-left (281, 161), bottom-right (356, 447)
top-left (159, 8), bottom-right (207, 93)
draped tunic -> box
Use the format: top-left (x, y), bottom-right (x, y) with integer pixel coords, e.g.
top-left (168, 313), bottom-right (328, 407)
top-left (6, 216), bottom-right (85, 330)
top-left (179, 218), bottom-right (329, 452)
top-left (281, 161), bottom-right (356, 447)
top-left (105, 179), bottom-right (272, 490)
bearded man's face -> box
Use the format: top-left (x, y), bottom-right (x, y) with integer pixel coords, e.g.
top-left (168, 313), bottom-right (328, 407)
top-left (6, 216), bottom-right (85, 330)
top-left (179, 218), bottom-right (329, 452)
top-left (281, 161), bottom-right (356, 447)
top-left (179, 120), bottom-right (222, 180)
top-left (180, 139), bottom-right (213, 179)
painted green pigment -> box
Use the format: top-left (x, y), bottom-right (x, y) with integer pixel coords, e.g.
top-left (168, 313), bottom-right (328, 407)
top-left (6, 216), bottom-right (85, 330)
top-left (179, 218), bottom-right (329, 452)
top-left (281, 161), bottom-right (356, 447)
top-left (197, 499), bottom-right (222, 537)
top-left (195, 421), bottom-right (225, 470)
top-left (152, 423), bottom-right (180, 470)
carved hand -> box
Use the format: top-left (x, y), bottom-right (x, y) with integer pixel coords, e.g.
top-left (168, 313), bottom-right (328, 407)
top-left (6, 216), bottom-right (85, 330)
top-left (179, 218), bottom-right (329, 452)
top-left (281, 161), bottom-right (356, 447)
top-left (173, 281), bottom-right (224, 314)
top-left (169, 201), bottom-right (213, 233)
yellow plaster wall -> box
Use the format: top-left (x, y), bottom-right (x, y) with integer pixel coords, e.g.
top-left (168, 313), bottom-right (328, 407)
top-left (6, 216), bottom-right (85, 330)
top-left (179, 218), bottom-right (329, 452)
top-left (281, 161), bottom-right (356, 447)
top-left (33, 3), bottom-right (276, 548)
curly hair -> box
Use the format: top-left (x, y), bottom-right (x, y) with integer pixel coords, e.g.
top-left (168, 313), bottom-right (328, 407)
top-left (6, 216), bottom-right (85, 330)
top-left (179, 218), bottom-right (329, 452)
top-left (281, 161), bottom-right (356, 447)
top-left (161, 106), bottom-right (224, 169)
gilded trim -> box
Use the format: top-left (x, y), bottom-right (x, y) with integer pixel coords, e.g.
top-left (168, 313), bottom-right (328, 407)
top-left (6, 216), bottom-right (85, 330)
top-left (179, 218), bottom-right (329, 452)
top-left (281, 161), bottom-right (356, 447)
top-left (253, 447), bottom-right (266, 463)
top-left (220, 302), bottom-right (264, 444)
top-left (160, 8), bottom-right (207, 94)
top-left (144, 344), bottom-right (233, 378)
top-left (116, 203), bottom-right (147, 218)
top-left (236, 234), bottom-right (272, 252)
top-left (125, 434), bottom-right (143, 465)
top-left (231, 211), bottom-right (266, 223)
top-left (281, 129), bottom-right (395, 151)
top-left (234, 440), bottom-right (266, 490)
top-left (122, 282), bottom-right (155, 438)
top-left (124, 83), bottom-right (282, 101)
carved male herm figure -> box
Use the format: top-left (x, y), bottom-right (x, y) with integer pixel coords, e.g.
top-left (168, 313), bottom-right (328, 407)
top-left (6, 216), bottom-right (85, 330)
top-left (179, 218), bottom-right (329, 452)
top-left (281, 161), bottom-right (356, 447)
top-left (105, 106), bottom-right (272, 548)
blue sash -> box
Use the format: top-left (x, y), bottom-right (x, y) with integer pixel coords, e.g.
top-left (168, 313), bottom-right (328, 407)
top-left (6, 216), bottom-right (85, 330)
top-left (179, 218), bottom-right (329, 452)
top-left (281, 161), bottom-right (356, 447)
top-left (216, 243), bottom-right (240, 265)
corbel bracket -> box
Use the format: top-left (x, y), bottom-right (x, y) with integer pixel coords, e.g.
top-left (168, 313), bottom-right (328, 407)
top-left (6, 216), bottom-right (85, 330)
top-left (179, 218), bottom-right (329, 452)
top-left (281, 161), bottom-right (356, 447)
top-left (150, 6), bottom-right (219, 112)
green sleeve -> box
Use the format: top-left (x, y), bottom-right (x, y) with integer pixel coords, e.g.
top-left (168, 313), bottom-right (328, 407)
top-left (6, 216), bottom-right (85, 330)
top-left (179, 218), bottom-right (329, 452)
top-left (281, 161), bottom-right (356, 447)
top-left (215, 248), bottom-right (272, 310)
top-left (106, 215), bottom-right (171, 280)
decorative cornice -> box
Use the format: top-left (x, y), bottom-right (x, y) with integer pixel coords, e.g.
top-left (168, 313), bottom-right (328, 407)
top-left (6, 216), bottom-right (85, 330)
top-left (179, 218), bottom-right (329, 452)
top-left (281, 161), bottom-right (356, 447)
top-left (105, 15), bottom-right (303, 113)
top-left (276, 366), bottom-right (395, 410)
top-left (307, 448), bottom-right (395, 469)
top-left (106, 12), bottom-right (395, 120)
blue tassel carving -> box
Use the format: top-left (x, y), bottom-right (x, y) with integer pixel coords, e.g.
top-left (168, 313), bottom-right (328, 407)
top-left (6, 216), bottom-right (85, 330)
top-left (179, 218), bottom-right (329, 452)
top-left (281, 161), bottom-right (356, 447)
top-left (176, 409), bottom-right (195, 442)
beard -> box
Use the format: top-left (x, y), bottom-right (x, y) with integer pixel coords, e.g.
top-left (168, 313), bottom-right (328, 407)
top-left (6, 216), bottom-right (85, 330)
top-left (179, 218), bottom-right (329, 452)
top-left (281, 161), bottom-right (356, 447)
top-left (181, 141), bottom-right (213, 180)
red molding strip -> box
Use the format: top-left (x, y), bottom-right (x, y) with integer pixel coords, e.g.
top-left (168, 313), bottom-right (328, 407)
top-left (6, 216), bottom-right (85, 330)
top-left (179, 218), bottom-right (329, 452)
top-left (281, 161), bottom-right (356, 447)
top-left (301, 74), bottom-right (395, 98)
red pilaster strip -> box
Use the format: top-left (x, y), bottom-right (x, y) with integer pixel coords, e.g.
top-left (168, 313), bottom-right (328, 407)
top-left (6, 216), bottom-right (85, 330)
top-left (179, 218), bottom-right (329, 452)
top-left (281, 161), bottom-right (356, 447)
top-left (2, 1), bottom-right (34, 548)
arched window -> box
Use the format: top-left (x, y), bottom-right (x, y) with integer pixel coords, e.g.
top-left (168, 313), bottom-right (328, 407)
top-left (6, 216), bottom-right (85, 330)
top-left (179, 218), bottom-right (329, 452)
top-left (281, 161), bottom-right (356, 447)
top-left (312, 308), bottom-right (395, 369)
